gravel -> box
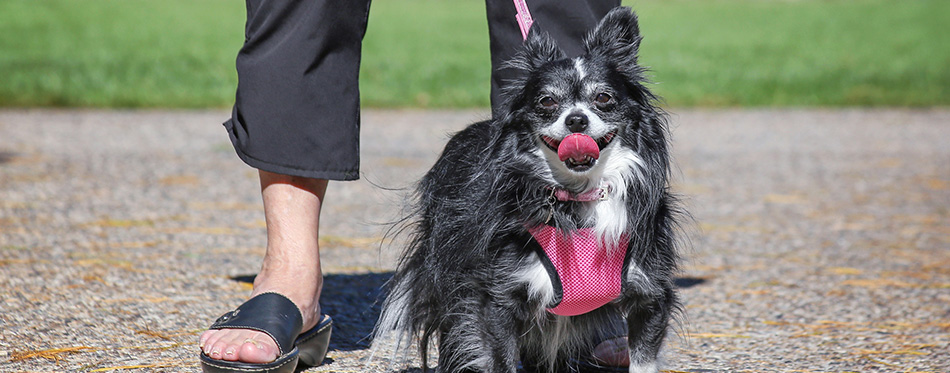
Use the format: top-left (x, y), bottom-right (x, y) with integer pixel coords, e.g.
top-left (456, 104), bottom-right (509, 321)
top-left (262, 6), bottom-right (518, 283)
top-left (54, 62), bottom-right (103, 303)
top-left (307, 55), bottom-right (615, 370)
top-left (0, 108), bottom-right (947, 372)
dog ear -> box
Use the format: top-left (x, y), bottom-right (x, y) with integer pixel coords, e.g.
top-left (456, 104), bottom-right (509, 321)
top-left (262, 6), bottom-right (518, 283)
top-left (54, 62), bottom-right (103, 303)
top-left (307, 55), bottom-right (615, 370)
top-left (510, 24), bottom-right (565, 71)
top-left (584, 7), bottom-right (642, 65)
top-left (498, 25), bottom-right (565, 116)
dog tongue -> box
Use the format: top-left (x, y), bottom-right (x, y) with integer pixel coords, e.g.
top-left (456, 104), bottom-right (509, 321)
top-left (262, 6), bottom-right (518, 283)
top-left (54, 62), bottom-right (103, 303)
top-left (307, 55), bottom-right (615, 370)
top-left (557, 133), bottom-right (600, 162)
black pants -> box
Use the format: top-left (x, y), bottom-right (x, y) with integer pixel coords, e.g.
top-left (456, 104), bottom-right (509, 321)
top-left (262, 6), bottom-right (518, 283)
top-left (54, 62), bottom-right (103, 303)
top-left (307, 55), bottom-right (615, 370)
top-left (225, 0), bottom-right (621, 180)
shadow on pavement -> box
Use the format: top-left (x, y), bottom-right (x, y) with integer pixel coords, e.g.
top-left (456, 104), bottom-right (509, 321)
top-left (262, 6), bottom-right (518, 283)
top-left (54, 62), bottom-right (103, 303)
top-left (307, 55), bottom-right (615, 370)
top-left (674, 277), bottom-right (707, 288)
top-left (231, 273), bottom-right (708, 354)
top-left (232, 272), bottom-right (391, 352)
top-left (0, 151), bottom-right (17, 164)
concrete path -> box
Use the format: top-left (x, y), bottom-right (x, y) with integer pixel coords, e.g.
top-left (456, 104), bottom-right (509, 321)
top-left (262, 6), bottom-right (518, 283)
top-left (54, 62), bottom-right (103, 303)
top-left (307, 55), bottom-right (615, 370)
top-left (0, 109), bottom-right (947, 372)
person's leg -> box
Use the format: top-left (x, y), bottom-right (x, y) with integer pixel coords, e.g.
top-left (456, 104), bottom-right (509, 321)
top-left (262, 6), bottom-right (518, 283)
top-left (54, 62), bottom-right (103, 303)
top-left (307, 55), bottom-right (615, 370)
top-left (200, 171), bottom-right (327, 363)
top-left (225, 0), bottom-right (369, 180)
top-left (484, 0), bottom-right (630, 367)
top-left (202, 0), bottom-right (371, 365)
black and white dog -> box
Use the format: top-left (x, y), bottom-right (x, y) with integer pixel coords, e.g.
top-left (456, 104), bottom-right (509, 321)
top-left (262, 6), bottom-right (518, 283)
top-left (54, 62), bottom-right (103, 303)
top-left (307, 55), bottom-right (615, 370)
top-left (377, 7), bottom-right (681, 373)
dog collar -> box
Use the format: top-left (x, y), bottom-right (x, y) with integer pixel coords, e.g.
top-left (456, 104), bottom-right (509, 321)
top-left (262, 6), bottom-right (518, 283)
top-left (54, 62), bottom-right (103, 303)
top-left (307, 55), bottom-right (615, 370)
top-left (542, 182), bottom-right (611, 224)
top-left (548, 182), bottom-right (610, 202)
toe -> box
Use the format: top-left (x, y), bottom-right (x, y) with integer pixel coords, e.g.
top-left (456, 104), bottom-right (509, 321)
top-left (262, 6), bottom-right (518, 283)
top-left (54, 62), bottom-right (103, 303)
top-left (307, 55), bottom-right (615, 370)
top-left (200, 330), bottom-right (223, 356)
top-left (206, 340), bottom-right (225, 360)
top-left (238, 337), bottom-right (279, 363)
top-left (221, 346), bottom-right (238, 361)
top-left (229, 331), bottom-right (279, 363)
top-left (200, 329), bottom-right (279, 364)
top-left (199, 329), bottom-right (220, 354)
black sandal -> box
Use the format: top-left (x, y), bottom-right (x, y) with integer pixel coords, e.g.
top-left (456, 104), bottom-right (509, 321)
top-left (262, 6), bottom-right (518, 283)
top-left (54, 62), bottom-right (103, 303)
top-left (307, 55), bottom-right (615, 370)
top-left (200, 292), bottom-right (333, 373)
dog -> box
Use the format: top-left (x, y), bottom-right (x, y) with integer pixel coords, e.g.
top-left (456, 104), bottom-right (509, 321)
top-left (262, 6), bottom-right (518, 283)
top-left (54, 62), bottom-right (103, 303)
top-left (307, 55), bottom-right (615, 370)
top-left (376, 7), bottom-right (682, 373)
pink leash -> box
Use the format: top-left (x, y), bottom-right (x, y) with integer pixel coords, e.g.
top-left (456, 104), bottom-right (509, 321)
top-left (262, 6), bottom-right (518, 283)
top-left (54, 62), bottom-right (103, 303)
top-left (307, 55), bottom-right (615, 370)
top-left (513, 0), bottom-right (534, 41)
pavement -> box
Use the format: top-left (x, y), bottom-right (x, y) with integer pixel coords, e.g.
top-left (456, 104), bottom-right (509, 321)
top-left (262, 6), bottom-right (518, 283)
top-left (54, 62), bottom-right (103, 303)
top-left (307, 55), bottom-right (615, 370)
top-left (0, 108), bottom-right (948, 373)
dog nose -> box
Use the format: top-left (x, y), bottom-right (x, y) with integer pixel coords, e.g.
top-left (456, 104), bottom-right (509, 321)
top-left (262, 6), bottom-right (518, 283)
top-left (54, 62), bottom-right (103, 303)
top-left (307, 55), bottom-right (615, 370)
top-left (565, 113), bottom-right (589, 133)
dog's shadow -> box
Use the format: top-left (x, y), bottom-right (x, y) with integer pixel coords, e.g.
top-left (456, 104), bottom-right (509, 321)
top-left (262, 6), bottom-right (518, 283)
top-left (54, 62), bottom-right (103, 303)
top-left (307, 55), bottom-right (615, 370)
top-left (231, 272), bottom-right (391, 352)
top-left (232, 272), bottom-right (708, 354)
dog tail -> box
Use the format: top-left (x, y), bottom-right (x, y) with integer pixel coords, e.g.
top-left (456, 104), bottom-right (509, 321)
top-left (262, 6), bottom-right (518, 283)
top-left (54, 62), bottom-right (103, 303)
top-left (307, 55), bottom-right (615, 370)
top-left (371, 266), bottom-right (440, 371)
top-left (370, 275), bottom-right (412, 367)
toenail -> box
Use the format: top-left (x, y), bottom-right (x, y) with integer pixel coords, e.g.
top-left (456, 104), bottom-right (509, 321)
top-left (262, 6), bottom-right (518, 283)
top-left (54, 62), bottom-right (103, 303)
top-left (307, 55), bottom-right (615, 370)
top-left (244, 338), bottom-right (264, 350)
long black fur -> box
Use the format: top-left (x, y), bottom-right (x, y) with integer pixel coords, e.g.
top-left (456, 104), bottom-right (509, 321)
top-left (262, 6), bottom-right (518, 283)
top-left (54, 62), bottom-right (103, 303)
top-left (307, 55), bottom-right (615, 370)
top-left (376, 8), bottom-right (682, 373)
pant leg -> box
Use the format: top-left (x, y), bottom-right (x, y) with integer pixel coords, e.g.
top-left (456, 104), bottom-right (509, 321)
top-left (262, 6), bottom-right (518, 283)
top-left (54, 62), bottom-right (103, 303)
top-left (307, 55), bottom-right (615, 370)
top-left (224, 0), bottom-right (373, 181)
top-left (485, 0), bottom-right (621, 114)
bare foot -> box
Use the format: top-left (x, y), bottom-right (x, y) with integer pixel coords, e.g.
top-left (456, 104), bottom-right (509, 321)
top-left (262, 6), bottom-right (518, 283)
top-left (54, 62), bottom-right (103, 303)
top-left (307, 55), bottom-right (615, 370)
top-left (198, 270), bottom-right (322, 363)
top-left (199, 327), bottom-right (280, 363)
top-left (199, 171), bottom-right (327, 364)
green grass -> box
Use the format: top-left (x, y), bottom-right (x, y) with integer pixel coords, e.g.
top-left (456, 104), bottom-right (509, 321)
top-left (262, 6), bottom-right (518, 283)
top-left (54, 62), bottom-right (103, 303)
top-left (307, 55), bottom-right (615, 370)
top-left (361, 1), bottom-right (491, 107)
top-left (634, 0), bottom-right (950, 107)
top-left (0, 0), bottom-right (947, 108)
top-left (0, 0), bottom-right (244, 108)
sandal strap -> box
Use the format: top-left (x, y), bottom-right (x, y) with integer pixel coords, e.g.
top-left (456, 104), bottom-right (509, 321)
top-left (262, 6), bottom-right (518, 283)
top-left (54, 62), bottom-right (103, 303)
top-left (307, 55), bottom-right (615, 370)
top-left (209, 292), bottom-right (303, 356)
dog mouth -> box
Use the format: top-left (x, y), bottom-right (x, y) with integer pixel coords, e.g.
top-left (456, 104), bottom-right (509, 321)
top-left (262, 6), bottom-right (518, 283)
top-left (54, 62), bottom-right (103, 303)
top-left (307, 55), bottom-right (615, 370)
top-left (540, 131), bottom-right (617, 171)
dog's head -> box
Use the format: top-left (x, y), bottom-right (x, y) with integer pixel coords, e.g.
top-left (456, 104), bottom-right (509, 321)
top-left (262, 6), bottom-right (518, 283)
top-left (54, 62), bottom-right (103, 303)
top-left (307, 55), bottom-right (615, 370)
top-left (502, 7), bottom-right (665, 190)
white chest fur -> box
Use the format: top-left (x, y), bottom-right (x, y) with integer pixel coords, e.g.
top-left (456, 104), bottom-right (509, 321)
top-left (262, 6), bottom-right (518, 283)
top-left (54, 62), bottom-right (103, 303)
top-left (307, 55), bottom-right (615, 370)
top-left (517, 145), bottom-right (650, 312)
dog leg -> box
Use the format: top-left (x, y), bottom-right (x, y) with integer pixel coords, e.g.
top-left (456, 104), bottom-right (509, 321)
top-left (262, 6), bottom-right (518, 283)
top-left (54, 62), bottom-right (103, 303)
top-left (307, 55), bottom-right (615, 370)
top-left (436, 302), bottom-right (521, 373)
top-left (624, 289), bottom-right (675, 373)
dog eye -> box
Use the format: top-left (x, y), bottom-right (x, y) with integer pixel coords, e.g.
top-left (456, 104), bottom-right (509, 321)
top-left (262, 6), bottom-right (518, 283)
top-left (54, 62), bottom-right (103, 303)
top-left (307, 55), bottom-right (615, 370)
top-left (595, 93), bottom-right (612, 104)
top-left (539, 96), bottom-right (557, 108)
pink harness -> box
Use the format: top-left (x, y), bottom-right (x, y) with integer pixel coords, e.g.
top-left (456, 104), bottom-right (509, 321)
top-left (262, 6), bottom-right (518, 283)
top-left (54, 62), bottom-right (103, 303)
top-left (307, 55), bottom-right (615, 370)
top-left (529, 226), bottom-right (628, 316)
top-left (528, 183), bottom-right (628, 316)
